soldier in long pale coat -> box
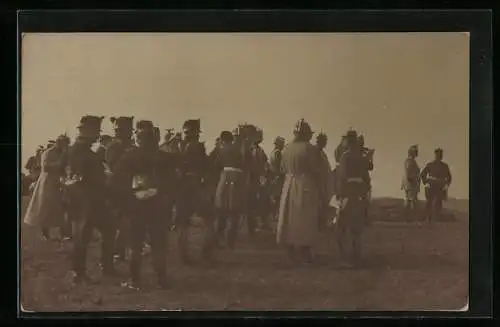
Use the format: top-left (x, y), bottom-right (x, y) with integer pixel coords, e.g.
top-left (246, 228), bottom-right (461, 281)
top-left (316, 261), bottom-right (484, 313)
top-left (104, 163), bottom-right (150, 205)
top-left (277, 119), bottom-right (323, 264)
top-left (24, 134), bottom-right (70, 240)
top-left (401, 145), bottom-right (421, 213)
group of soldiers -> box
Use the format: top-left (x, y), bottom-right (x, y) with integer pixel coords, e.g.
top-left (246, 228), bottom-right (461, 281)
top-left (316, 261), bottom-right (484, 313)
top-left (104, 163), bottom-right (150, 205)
top-left (22, 114), bottom-right (452, 288)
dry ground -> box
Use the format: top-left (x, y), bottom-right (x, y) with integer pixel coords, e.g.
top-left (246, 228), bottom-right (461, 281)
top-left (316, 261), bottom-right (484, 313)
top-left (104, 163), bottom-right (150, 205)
top-left (20, 197), bottom-right (468, 312)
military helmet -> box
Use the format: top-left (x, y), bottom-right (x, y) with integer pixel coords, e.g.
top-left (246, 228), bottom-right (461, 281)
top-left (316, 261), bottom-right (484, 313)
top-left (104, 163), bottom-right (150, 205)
top-left (293, 119), bottom-right (313, 135)
top-left (345, 128), bottom-right (358, 139)
top-left (135, 120), bottom-right (154, 134)
top-left (274, 136), bottom-right (285, 146)
top-left (110, 116), bottom-right (134, 131)
top-left (77, 115), bottom-right (104, 132)
top-left (220, 130), bottom-right (233, 143)
top-left (182, 119), bottom-right (201, 133)
top-left (435, 147), bottom-right (443, 154)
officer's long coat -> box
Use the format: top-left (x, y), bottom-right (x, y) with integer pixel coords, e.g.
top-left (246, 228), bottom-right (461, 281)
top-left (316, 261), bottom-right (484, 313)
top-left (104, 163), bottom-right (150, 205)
top-left (24, 147), bottom-right (67, 227)
top-left (276, 141), bottom-right (322, 247)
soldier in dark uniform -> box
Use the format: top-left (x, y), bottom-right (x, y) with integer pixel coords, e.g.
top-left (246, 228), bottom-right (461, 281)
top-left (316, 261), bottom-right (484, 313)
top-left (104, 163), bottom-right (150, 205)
top-left (176, 119), bottom-right (208, 263)
top-left (269, 136), bottom-right (285, 221)
top-left (106, 116), bottom-right (135, 261)
top-left (358, 134), bottom-right (374, 225)
top-left (420, 148), bottom-right (452, 222)
top-left (335, 130), bottom-right (371, 265)
top-left (247, 127), bottom-right (272, 235)
top-left (213, 130), bottom-right (252, 249)
top-left (64, 115), bottom-right (116, 283)
top-left (108, 120), bottom-right (177, 289)
top-left (315, 133), bottom-right (332, 230)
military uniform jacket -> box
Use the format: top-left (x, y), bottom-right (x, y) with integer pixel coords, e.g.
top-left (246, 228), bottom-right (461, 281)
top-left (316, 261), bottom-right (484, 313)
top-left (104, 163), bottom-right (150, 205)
top-left (108, 146), bottom-right (178, 207)
top-left (106, 138), bottom-right (135, 171)
top-left (178, 140), bottom-right (207, 178)
top-left (420, 160), bottom-right (452, 189)
top-left (336, 148), bottom-right (371, 198)
top-left (66, 139), bottom-right (107, 202)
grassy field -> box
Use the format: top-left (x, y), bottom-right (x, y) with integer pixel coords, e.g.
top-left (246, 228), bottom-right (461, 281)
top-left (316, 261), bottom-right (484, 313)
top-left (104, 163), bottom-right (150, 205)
top-left (20, 197), bottom-right (468, 312)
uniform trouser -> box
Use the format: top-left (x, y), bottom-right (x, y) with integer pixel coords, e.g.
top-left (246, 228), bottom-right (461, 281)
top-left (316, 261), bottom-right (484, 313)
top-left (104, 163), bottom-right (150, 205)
top-left (176, 177), bottom-right (201, 228)
top-left (425, 187), bottom-right (445, 219)
top-left (128, 198), bottom-right (169, 282)
top-left (216, 210), bottom-right (240, 247)
top-left (112, 209), bottom-right (130, 258)
top-left (41, 213), bottom-right (72, 239)
top-left (71, 201), bottom-right (114, 276)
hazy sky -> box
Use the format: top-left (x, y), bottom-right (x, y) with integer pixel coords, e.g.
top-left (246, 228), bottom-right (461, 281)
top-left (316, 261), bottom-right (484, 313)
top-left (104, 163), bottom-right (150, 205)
top-left (21, 32), bottom-right (469, 199)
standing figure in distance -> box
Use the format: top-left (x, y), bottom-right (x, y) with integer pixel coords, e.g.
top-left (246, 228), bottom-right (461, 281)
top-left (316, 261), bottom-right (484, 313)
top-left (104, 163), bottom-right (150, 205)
top-left (24, 134), bottom-right (70, 241)
top-left (108, 120), bottom-right (177, 290)
top-left (213, 130), bottom-right (250, 250)
top-left (247, 127), bottom-right (271, 235)
top-left (268, 136), bottom-right (285, 224)
top-left (335, 130), bottom-right (371, 266)
top-left (401, 145), bottom-right (421, 218)
top-left (63, 115), bottom-right (115, 283)
top-left (106, 116), bottom-right (135, 262)
top-left (276, 119), bottom-right (322, 265)
top-left (358, 134), bottom-right (374, 225)
top-left (315, 133), bottom-right (333, 230)
top-left (420, 148), bottom-right (452, 222)
top-left (176, 119), bottom-right (208, 264)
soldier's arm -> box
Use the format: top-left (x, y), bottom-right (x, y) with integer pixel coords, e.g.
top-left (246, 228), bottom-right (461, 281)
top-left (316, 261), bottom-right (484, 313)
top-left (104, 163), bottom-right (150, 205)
top-left (420, 164), bottom-right (429, 184)
top-left (445, 163), bottom-right (452, 185)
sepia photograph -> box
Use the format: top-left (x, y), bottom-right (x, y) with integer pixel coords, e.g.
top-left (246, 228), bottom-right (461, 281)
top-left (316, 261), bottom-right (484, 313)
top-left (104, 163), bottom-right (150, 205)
top-left (19, 32), bottom-right (470, 312)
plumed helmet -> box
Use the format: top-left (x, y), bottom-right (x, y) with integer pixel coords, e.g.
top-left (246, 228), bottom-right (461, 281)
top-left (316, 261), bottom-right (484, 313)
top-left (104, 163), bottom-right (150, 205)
top-left (293, 119), bottom-right (313, 135)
